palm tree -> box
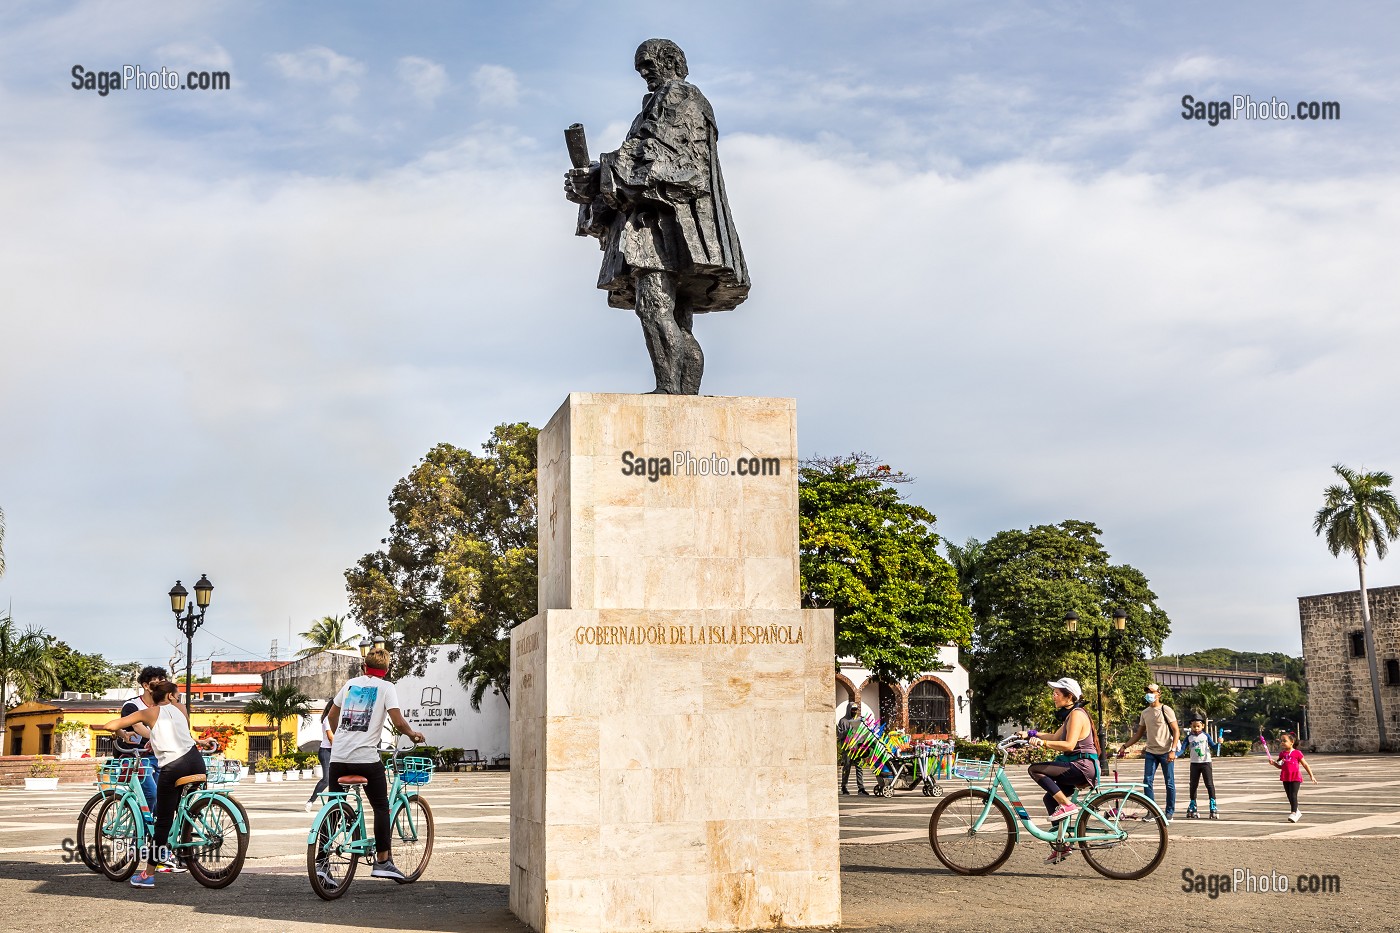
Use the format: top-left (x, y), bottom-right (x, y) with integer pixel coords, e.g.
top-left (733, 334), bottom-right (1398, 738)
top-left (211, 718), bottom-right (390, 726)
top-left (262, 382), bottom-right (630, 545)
top-left (944, 537), bottom-right (986, 621)
top-left (0, 614), bottom-right (60, 752)
top-left (0, 505), bottom-right (7, 578)
top-left (297, 614), bottom-right (355, 657)
top-left (1313, 463), bottom-right (1400, 752)
top-left (1178, 679), bottom-right (1237, 742)
top-left (242, 683), bottom-right (314, 755)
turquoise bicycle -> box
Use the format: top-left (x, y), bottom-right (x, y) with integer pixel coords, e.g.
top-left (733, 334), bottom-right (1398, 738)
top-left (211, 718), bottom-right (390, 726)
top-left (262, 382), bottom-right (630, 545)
top-left (93, 757), bottom-right (250, 887)
top-left (75, 757), bottom-right (152, 872)
top-left (306, 743), bottom-right (436, 900)
top-left (928, 736), bottom-right (1168, 879)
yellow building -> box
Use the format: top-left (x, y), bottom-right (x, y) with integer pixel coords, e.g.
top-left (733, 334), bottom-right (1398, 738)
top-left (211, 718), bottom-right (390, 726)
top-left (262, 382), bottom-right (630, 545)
top-left (4, 698), bottom-right (281, 763)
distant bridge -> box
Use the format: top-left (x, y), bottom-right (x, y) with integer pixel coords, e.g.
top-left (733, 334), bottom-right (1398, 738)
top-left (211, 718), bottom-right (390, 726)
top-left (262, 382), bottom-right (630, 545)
top-left (1149, 665), bottom-right (1287, 690)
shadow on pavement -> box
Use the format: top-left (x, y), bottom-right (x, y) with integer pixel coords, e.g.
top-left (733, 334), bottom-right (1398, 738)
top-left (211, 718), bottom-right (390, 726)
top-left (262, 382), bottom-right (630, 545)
top-left (0, 860), bottom-right (525, 932)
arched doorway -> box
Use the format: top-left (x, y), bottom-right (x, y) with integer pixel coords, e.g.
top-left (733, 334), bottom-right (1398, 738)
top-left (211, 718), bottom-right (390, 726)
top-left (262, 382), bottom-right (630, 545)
top-left (860, 680), bottom-right (903, 730)
top-left (907, 678), bottom-right (953, 737)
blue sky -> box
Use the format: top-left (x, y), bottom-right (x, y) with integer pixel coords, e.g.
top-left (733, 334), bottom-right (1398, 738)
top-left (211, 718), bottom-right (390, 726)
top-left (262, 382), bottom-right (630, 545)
top-left (2, 1), bottom-right (1398, 670)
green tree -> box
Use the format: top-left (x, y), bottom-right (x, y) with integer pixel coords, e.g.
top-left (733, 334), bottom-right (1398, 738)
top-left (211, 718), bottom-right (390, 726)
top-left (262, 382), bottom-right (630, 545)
top-left (297, 615), bottom-right (355, 657)
top-left (0, 614), bottom-right (60, 751)
top-left (1313, 463), bottom-right (1400, 751)
top-left (799, 453), bottom-right (972, 684)
top-left (1234, 680), bottom-right (1307, 736)
top-left (51, 641), bottom-right (122, 695)
top-left (242, 684), bottom-right (313, 755)
top-left (1177, 679), bottom-right (1238, 742)
top-left (346, 423), bottom-right (538, 708)
top-left (970, 520), bottom-right (1171, 738)
top-left (944, 537), bottom-right (987, 622)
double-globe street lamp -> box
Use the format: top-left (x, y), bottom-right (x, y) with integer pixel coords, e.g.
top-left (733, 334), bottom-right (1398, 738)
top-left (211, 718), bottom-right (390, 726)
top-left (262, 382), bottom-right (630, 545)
top-left (169, 575), bottom-right (214, 713)
top-left (1063, 607), bottom-right (1126, 754)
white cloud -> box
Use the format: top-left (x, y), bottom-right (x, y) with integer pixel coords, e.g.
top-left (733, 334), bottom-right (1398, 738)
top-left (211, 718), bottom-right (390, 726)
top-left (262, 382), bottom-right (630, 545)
top-left (3, 124), bottom-right (1398, 660)
top-left (397, 55), bottom-right (448, 106)
top-left (270, 45), bottom-right (365, 103)
top-left (471, 64), bottom-right (520, 107)
top-left (155, 38), bottom-right (233, 72)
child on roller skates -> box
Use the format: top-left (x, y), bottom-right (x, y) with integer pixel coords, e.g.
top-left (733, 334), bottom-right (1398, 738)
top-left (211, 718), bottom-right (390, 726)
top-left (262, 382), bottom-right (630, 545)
top-left (1178, 713), bottom-right (1221, 819)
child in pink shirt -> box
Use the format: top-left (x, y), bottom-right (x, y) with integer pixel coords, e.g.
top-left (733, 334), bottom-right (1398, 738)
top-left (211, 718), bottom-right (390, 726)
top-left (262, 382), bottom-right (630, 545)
top-left (1269, 732), bottom-right (1317, 822)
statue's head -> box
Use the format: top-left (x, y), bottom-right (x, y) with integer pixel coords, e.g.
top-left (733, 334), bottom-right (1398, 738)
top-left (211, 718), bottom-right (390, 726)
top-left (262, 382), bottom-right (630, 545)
top-left (635, 38), bottom-right (687, 91)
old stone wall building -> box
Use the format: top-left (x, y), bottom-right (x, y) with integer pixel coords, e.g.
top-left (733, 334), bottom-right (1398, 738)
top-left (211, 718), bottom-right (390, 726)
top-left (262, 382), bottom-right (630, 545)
top-left (1299, 584), bottom-right (1400, 753)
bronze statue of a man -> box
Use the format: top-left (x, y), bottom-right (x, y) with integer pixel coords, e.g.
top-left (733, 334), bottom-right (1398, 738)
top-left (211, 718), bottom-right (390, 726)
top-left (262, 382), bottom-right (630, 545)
top-left (565, 38), bottom-right (749, 395)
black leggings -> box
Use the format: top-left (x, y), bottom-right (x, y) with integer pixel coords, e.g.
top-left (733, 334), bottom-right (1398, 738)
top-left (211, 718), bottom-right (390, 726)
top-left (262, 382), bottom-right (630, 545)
top-left (153, 747), bottom-right (205, 863)
top-left (1283, 780), bottom-right (1301, 811)
top-left (1028, 761), bottom-right (1092, 815)
top-left (1189, 762), bottom-right (1217, 802)
top-left (328, 760), bottom-right (391, 854)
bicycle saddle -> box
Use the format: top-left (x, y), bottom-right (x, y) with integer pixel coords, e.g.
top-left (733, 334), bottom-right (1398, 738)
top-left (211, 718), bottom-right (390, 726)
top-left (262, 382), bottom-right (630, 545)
top-left (337, 775), bottom-right (369, 786)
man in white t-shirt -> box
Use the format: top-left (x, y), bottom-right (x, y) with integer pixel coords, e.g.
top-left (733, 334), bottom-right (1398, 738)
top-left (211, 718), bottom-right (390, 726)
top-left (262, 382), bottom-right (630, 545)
top-left (322, 647), bottom-right (424, 882)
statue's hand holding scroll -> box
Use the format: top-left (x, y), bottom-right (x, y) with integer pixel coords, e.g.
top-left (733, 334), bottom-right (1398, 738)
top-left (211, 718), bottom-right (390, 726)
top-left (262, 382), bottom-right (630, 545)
top-left (564, 163), bottom-right (600, 204)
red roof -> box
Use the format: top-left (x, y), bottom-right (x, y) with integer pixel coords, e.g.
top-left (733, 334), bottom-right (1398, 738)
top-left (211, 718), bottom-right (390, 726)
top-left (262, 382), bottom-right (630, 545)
top-left (184, 683), bottom-right (262, 695)
top-left (210, 661), bottom-right (286, 675)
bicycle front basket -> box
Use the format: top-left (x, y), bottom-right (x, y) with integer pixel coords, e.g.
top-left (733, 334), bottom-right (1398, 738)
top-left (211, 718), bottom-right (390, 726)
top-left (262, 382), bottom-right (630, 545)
top-left (952, 757), bottom-right (994, 781)
top-left (98, 757), bottom-right (149, 789)
top-left (397, 756), bottom-right (436, 786)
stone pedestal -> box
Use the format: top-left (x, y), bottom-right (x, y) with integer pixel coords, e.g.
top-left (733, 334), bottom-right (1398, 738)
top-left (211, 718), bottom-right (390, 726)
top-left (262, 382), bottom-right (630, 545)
top-left (510, 393), bottom-right (839, 933)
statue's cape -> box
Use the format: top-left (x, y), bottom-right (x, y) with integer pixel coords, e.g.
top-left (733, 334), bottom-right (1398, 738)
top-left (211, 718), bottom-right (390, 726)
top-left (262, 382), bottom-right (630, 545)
top-left (586, 80), bottom-right (749, 312)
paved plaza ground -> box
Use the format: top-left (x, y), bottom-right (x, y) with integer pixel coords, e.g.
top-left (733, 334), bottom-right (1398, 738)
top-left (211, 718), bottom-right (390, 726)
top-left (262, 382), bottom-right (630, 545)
top-left (0, 754), bottom-right (1394, 932)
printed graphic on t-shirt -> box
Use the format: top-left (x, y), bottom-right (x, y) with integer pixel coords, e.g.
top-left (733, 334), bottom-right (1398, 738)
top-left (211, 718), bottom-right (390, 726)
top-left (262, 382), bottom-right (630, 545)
top-left (340, 685), bottom-right (378, 733)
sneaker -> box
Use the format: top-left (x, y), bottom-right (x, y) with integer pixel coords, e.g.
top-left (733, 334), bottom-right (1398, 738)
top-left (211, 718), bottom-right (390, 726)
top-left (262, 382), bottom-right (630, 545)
top-left (857, 790), bottom-right (870, 796)
top-left (156, 857), bottom-right (187, 874)
top-left (1048, 803), bottom-right (1079, 822)
top-left (305, 801), bottom-right (317, 813)
top-left (1288, 811), bottom-right (1301, 823)
top-left (316, 861), bottom-right (337, 889)
top-left (130, 872), bottom-right (155, 889)
top-left (370, 859), bottom-right (407, 881)
top-left (1043, 846), bottom-right (1071, 865)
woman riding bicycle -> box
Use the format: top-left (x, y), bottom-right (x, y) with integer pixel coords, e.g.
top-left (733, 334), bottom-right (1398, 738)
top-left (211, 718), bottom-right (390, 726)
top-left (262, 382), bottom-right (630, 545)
top-left (1020, 677), bottom-right (1101, 864)
top-left (101, 680), bottom-right (218, 887)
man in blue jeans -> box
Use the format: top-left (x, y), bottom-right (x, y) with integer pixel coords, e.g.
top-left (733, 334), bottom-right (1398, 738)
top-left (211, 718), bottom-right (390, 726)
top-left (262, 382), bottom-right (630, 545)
top-left (1117, 682), bottom-right (1180, 823)
top-left (113, 667), bottom-right (168, 819)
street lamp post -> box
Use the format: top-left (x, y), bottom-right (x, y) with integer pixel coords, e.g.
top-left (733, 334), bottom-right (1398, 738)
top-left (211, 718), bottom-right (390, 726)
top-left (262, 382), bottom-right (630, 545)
top-left (170, 575), bottom-right (214, 714)
top-left (1064, 608), bottom-right (1127, 753)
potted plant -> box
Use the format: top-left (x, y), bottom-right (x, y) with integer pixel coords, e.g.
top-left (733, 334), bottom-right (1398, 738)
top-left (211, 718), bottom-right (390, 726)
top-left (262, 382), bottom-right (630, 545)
top-left (53, 721), bottom-right (90, 760)
top-left (296, 752), bottom-right (315, 780)
top-left (252, 757), bottom-right (275, 783)
top-left (24, 756), bottom-right (60, 791)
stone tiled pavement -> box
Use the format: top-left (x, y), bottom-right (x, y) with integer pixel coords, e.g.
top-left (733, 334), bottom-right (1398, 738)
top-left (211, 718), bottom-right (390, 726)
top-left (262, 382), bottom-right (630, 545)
top-left (0, 755), bottom-right (1393, 931)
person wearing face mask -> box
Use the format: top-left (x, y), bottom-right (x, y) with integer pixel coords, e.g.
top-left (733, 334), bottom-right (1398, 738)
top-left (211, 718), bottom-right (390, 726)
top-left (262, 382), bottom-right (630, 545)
top-left (1117, 682), bottom-right (1180, 823)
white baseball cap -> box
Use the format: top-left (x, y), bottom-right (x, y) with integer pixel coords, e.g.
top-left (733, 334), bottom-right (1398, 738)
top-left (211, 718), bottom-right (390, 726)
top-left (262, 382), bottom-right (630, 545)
top-left (1047, 677), bottom-right (1082, 699)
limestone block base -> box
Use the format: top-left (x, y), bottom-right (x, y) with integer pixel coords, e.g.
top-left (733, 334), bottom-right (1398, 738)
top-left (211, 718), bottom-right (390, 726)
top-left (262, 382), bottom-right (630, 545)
top-left (511, 606), bottom-right (839, 933)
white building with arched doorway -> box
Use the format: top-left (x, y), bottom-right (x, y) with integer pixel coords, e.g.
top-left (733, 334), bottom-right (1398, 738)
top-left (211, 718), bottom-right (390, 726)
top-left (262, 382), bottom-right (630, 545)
top-left (835, 644), bottom-right (971, 739)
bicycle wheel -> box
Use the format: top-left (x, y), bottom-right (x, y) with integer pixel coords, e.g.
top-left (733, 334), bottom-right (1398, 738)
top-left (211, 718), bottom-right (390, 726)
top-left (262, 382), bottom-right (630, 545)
top-left (94, 796), bottom-right (142, 882)
top-left (307, 800), bottom-right (359, 900)
top-left (928, 788), bottom-right (1016, 875)
top-left (1074, 790), bottom-right (1168, 880)
top-left (182, 795), bottom-right (249, 888)
top-left (390, 796), bottom-right (434, 883)
top-left (74, 792), bottom-right (105, 872)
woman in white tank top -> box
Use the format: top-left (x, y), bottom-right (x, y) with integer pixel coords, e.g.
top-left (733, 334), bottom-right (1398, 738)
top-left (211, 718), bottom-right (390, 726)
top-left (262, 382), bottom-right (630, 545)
top-left (103, 680), bottom-right (218, 887)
